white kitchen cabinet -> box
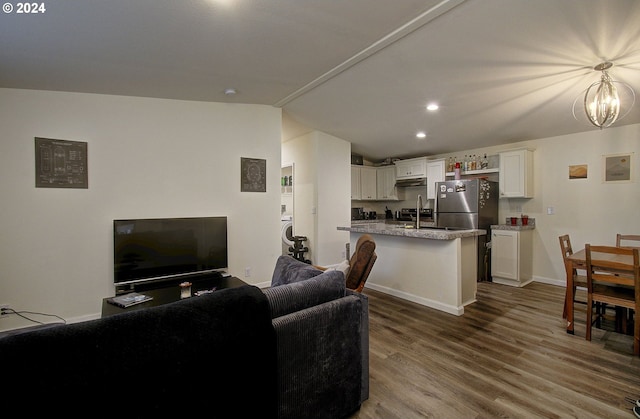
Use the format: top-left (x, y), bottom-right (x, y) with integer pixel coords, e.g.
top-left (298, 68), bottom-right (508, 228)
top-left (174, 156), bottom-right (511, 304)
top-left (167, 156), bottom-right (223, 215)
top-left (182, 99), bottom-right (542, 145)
top-left (491, 228), bottom-right (533, 287)
top-left (359, 166), bottom-right (378, 200)
top-left (351, 166), bottom-right (361, 200)
top-left (499, 149), bottom-right (533, 198)
top-left (376, 165), bottom-right (399, 200)
top-left (426, 159), bottom-right (445, 200)
top-left (395, 157), bottom-right (427, 179)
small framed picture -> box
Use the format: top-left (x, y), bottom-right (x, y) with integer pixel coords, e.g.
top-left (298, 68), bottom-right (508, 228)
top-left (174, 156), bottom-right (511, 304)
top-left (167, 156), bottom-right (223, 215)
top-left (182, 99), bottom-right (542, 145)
top-left (569, 164), bottom-right (587, 179)
top-left (241, 157), bottom-right (266, 192)
top-left (602, 153), bottom-right (633, 183)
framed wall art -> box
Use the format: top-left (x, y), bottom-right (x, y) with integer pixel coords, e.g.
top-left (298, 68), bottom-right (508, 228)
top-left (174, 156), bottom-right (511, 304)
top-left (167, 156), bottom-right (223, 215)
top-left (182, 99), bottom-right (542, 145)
top-left (35, 137), bottom-right (88, 188)
top-left (602, 152), bottom-right (633, 183)
top-left (241, 157), bottom-right (266, 192)
top-left (568, 164), bottom-right (587, 179)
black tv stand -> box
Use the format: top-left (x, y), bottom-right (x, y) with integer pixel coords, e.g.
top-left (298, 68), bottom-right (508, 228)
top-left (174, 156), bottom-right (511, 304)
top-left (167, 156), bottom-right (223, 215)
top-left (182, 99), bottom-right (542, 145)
top-left (115, 271), bottom-right (229, 295)
top-left (104, 274), bottom-right (247, 317)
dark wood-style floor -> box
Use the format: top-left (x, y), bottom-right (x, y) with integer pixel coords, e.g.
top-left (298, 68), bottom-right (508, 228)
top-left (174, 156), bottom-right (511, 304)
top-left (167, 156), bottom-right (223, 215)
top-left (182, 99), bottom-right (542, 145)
top-left (349, 281), bottom-right (640, 419)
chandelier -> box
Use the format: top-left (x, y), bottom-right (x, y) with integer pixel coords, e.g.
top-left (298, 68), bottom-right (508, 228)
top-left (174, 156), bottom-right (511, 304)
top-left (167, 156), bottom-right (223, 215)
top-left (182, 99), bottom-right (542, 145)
top-left (575, 62), bottom-right (636, 129)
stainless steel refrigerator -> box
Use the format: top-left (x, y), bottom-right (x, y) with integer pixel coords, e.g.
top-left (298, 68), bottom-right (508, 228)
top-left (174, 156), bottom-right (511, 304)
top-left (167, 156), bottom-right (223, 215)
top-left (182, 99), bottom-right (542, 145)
top-left (435, 179), bottom-right (499, 281)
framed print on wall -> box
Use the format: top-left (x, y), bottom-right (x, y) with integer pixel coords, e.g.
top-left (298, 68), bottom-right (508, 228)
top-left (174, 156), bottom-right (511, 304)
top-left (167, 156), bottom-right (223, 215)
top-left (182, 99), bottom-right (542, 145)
top-left (35, 137), bottom-right (88, 188)
top-left (602, 153), bottom-right (633, 183)
top-left (569, 164), bottom-right (587, 179)
top-left (241, 157), bottom-right (266, 192)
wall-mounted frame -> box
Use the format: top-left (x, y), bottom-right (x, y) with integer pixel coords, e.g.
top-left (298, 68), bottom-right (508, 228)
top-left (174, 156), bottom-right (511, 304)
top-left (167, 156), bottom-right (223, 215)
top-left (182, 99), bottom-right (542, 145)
top-left (241, 157), bottom-right (266, 192)
top-left (602, 152), bottom-right (633, 183)
top-left (35, 137), bottom-right (88, 188)
top-left (568, 164), bottom-right (587, 179)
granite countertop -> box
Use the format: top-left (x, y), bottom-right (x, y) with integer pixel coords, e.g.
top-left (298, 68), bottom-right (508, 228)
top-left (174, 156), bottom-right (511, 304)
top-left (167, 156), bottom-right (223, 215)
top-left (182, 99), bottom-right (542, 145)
top-left (490, 224), bottom-right (536, 231)
top-left (338, 221), bottom-right (486, 240)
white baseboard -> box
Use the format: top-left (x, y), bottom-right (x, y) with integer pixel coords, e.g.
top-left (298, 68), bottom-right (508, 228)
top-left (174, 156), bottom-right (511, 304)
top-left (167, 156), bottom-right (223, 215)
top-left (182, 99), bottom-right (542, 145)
top-left (364, 282), bottom-right (465, 316)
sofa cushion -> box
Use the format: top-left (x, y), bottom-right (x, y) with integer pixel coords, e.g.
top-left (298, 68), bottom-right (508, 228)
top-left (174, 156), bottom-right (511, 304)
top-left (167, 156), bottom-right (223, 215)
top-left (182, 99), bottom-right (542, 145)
top-left (271, 255), bottom-right (323, 287)
top-left (264, 269), bottom-right (346, 319)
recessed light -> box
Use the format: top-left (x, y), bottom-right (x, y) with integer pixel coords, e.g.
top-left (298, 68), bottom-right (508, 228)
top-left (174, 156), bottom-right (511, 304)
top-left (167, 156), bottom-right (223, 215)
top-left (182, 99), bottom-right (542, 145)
top-left (416, 131), bottom-right (426, 139)
top-left (426, 103), bottom-right (439, 111)
top-left (224, 88), bottom-right (237, 96)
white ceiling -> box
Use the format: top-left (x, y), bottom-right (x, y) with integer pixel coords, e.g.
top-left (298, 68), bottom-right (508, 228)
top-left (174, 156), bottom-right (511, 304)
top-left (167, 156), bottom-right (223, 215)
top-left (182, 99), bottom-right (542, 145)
top-left (1, 0), bottom-right (639, 161)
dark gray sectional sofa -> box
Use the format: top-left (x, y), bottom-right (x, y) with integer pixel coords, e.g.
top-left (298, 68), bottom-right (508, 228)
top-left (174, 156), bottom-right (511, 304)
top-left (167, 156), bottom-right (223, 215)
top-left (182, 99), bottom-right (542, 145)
top-left (0, 255), bottom-right (369, 419)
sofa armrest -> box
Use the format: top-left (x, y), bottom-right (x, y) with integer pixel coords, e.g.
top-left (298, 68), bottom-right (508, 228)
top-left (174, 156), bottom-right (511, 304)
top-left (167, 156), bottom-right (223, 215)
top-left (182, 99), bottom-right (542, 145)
top-left (263, 270), bottom-right (345, 319)
top-left (347, 289), bottom-right (369, 403)
top-left (272, 295), bottom-right (365, 419)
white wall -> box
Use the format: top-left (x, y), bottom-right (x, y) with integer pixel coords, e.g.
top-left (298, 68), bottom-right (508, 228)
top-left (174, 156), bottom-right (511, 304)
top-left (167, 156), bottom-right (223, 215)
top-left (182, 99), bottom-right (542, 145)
top-left (0, 88), bottom-right (282, 329)
top-left (314, 131), bottom-right (351, 265)
top-left (282, 131), bottom-right (351, 265)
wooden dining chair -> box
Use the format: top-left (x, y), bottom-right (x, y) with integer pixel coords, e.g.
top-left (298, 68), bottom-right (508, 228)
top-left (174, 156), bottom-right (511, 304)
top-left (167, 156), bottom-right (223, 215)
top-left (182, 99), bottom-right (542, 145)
top-left (559, 235), bottom-right (588, 319)
top-left (585, 244), bottom-right (640, 355)
top-left (615, 234), bottom-right (640, 330)
top-left (616, 234), bottom-right (640, 248)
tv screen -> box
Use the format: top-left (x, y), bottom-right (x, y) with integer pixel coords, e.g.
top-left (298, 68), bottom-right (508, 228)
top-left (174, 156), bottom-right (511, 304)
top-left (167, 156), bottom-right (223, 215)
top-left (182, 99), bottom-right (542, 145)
top-left (113, 216), bottom-right (228, 285)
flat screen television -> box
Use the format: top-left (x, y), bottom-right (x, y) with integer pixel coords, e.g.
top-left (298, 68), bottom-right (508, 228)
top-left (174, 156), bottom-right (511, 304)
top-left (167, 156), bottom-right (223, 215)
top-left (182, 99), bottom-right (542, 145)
top-left (113, 216), bottom-right (228, 287)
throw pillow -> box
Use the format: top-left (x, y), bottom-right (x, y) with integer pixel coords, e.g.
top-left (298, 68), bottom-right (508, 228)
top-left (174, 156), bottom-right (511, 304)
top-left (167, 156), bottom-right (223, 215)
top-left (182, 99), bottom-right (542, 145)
top-left (271, 255), bottom-right (323, 287)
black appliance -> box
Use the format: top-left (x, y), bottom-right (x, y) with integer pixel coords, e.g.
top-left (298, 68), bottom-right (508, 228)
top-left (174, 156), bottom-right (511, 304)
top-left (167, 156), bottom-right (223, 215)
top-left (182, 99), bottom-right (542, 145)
top-left (351, 207), bottom-right (365, 220)
top-left (113, 216), bottom-right (228, 290)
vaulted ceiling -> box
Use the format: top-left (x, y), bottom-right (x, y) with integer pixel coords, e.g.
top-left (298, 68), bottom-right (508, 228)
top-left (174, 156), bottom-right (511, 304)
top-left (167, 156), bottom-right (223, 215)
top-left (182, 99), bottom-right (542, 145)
top-left (1, 0), bottom-right (639, 161)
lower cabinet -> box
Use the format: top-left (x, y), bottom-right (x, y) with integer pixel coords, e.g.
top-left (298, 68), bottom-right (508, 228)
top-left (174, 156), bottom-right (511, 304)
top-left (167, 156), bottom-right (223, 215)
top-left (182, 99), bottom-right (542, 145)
top-left (491, 228), bottom-right (533, 287)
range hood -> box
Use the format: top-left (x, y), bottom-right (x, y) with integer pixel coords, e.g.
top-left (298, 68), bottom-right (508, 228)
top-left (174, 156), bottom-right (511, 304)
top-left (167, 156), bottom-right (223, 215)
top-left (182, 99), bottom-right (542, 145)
top-left (395, 177), bottom-right (427, 187)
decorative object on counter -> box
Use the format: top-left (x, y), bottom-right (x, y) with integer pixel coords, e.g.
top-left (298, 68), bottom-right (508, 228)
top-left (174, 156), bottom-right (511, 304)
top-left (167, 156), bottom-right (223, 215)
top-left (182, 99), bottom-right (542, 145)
top-left (501, 217), bottom-right (535, 228)
top-left (179, 281), bottom-right (192, 299)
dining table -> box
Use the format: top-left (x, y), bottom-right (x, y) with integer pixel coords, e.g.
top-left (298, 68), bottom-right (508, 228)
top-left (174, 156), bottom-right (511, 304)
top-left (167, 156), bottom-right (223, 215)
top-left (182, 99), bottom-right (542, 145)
top-left (564, 247), bottom-right (637, 334)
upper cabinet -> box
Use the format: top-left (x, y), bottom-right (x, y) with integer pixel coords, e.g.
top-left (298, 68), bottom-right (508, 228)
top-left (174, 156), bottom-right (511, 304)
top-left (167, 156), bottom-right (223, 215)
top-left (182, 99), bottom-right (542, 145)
top-left (351, 166), bottom-right (361, 200)
top-left (499, 149), bottom-right (534, 198)
top-left (359, 166), bottom-right (378, 200)
top-left (376, 165), bottom-right (398, 200)
top-left (351, 165), bottom-right (400, 201)
top-left (395, 157), bottom-right (427, 179)
top-left (425, 159), bottom-right (445, 200)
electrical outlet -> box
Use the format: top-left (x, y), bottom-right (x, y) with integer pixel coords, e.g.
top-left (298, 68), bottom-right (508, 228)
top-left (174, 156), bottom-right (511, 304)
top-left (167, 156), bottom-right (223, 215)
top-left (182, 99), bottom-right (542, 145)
top-left (244, 267), bottom-right (251, 278)
top-left (0, 303), bottom-right (10, 315)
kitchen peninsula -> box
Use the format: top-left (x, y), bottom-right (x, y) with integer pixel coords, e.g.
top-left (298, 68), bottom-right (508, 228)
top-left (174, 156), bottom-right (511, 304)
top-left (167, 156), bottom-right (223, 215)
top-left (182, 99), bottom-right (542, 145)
top-left (338, 222), bottom-right (486, 315)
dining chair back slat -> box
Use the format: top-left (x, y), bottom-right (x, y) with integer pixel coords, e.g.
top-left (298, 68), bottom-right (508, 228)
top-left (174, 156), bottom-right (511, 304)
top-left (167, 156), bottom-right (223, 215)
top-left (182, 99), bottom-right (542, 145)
top-left (585, 244), bottom-right (640, 355)
top-left (616, 234), bottom-right (640, 248)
